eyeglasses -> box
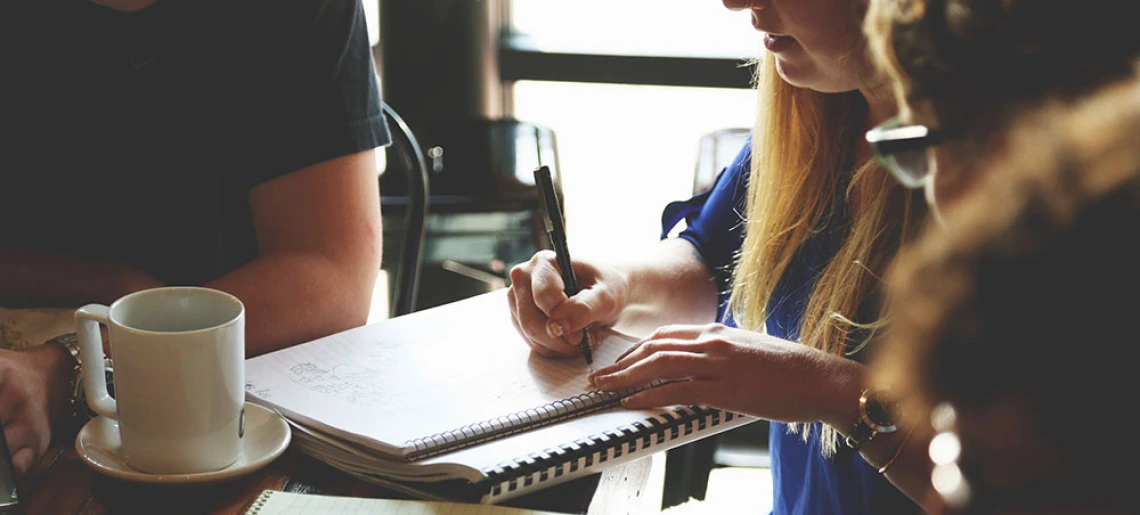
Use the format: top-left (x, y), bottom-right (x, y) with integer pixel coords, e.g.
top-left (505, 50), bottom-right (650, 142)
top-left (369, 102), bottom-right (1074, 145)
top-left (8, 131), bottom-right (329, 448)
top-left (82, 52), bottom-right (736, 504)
top-left (865, 117), bottom-right (949, 189)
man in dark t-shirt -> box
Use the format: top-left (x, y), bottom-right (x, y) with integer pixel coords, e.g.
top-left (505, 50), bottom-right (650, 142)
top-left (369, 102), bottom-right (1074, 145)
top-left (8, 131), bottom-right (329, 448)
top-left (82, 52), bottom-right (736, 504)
top-left (0, 0), bottom-right (391, 476)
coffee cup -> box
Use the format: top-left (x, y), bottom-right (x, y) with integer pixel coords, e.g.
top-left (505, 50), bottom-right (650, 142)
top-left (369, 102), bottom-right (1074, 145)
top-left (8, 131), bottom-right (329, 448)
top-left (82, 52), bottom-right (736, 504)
top-left (75, 286), bottom-right (245, 475)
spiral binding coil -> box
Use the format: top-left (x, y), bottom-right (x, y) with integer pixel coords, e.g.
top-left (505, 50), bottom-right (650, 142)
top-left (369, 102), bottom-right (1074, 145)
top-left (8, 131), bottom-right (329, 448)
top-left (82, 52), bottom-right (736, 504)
top-left (245, 490), bottom-right (274, 514)
top-left (478, 406), bottom-right (740, 499)
top-left (406, 382), bottom-right (664, 460)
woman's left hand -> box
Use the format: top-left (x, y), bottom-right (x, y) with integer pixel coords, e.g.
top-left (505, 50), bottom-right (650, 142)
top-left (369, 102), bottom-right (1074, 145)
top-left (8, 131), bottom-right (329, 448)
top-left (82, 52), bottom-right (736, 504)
top-left (588, 323), bottom-right (862, 426)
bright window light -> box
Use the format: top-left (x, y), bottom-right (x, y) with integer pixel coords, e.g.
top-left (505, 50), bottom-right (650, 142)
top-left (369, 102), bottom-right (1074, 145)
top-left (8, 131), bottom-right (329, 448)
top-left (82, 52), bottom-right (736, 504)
top-left (512, 81), bottom-right (756, 259)
top-left (510, 0), bottom-right (757, 58)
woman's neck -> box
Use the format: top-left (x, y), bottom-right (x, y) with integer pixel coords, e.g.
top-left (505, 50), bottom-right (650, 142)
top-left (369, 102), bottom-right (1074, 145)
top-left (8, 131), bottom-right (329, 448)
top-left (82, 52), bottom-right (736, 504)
top-left (852, 78), bottom-right (899, 168)
top-left (848, 79), bottom-right (903, 217)
top-left (859, 80), bottom-right (898, 129)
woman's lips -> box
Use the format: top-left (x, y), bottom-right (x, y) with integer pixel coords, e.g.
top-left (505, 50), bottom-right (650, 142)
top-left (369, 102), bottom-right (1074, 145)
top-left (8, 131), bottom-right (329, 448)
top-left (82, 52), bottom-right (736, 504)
top-left (762, 32), bottom-right (795, 52)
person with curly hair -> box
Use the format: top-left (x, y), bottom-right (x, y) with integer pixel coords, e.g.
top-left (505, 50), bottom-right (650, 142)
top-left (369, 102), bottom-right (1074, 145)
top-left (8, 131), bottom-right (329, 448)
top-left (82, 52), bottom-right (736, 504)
top-left (873, 76), bottom-right (1140, 515)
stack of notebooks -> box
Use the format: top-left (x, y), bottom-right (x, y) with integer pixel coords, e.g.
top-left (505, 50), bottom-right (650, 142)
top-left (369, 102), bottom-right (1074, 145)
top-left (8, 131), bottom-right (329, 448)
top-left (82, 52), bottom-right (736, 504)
top-left (244, 290), bottom-right (755, 504)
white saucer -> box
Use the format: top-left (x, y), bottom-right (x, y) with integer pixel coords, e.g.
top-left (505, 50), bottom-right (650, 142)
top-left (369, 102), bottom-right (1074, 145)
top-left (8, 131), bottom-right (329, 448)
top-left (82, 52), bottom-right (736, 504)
top-left (75, 401), bottom-right (291, 486)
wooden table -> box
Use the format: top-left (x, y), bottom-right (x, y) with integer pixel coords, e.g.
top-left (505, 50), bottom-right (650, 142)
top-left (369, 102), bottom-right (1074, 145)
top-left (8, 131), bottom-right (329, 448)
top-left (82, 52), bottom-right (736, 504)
top-left (2, 308), bottom-right (664, 515)
top-left (15, 425), bottom-right (661, 515)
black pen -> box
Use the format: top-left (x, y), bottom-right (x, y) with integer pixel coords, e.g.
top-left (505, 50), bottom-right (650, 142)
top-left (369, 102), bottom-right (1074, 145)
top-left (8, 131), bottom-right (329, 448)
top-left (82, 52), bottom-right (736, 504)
top-left (533, 165), bottom-right (594, 367)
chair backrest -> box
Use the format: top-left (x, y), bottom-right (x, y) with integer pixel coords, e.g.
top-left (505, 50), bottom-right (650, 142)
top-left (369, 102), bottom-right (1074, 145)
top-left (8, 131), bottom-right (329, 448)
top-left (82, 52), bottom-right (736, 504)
top-left (379, 103), bottom-right (430, 318)
top-left (693, 128), bottom-right (750, 194)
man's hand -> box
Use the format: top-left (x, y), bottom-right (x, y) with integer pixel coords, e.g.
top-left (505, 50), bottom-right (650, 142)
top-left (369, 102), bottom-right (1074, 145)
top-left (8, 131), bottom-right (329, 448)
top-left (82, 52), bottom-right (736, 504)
top-left (0, 344), bottom-right (72, 476)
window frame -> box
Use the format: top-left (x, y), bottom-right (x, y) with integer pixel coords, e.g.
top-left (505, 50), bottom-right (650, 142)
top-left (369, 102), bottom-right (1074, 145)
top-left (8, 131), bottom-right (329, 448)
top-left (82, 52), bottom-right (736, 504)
top-left (497, 1), bottom-right (756, 91)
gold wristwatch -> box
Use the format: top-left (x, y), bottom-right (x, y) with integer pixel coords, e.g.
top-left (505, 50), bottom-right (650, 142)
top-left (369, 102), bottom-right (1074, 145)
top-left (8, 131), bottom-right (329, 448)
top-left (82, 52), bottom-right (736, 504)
top-left (844, 387), bottom-right (898, 450)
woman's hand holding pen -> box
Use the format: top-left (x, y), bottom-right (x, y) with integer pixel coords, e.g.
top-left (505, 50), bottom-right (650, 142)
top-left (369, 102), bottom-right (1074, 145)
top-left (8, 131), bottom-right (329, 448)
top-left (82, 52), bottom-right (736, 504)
top-left (507, 250), bottom-right (630, 359)
top-left (587, 323), bottom-right (865, 428)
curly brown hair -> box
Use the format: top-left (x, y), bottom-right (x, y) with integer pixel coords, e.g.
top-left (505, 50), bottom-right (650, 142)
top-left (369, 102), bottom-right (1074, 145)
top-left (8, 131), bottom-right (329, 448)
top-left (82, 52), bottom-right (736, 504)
top-left (866, 0), bottom-right (1140, 145)
top-left (876, 77), bottom-right (1140, 508)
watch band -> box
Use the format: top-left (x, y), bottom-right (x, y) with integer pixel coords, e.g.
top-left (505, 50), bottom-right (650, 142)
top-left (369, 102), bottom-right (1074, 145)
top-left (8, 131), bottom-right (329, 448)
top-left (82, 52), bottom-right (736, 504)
top-left (45, 332), bottom-right (81, 364)
top-left (45, 332), bottom-right (111, 422)
top-left (845, 418), bottom-right (877, 450)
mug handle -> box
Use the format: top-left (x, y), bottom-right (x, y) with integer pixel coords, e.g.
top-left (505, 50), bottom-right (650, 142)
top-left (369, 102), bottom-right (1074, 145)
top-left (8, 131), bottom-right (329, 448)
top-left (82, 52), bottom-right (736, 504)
top-left (75, 305), bottom-right (117, 420)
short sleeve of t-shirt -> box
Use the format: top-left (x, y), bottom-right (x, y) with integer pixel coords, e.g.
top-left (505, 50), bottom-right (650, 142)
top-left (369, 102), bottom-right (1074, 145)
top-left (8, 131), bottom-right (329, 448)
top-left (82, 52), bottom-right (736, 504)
top-left (0, 0), bottom-right (393, 285)
top-left (660, 138), bottom-right (751, 320)
top-left (242, 0), bottom-right (391, 187)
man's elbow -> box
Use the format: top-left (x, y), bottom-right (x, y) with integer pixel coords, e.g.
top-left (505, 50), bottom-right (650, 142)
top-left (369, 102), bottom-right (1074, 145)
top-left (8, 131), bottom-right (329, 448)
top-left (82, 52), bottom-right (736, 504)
top-left (329, 243), bottom-right (382, 329)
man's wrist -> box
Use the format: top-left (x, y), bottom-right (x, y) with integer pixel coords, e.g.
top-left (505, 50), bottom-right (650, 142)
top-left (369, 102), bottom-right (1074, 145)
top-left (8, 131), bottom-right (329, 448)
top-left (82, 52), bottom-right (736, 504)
top-left (46, 332), bottom-right (116, 424)
top-left (29, 339), bottom-right (78, 427)
top-left (30, 337), bottom-right (75, 375)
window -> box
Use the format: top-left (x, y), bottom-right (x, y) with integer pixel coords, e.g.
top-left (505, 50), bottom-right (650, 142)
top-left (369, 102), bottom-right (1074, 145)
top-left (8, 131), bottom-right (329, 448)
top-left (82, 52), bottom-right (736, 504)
top-left (513, 82), bottom-right (755, 257)
top-left (504, 1), bottom-right (760, 257)
top-left (509, 1), bottom-right (756, 59)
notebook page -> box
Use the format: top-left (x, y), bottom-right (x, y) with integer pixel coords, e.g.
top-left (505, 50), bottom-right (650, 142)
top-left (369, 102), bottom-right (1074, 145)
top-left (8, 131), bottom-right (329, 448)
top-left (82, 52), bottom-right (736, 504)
top-left (245, 290), bottom-right (639, 457)
top-left (246, 490), bottom-right (564, 514)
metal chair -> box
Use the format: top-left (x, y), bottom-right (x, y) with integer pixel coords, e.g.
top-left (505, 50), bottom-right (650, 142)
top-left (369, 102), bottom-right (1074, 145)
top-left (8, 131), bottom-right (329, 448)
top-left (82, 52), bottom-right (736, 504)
top-left (693, 128), bottom-right (751, 194)
top-left (379, 103), bottom-right (430, 318)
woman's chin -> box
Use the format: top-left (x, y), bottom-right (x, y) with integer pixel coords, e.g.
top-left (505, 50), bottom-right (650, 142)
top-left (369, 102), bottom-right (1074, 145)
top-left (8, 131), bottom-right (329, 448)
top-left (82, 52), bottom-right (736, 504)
top-left (773, 57), bottom-right (856, 94)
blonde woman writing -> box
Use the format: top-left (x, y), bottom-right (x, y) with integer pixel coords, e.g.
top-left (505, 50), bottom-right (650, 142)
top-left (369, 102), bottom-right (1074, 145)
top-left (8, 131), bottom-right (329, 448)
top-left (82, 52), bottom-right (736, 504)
top-left (510, 0), bottom-right (925, 513)
top-left (511, 0), bottom-right (1140, 513)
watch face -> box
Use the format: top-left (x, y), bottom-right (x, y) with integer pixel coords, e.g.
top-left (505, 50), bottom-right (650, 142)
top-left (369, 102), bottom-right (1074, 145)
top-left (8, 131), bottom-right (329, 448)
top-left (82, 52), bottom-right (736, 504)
top-left (864, 390), bottom-right (898, 432)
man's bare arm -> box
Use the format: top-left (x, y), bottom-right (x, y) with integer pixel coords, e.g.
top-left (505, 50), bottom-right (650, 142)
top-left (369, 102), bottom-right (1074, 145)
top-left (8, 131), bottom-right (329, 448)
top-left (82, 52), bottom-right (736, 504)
top-left (2, 148), bottom-right (382, 357)
top-left (206, 149), bottom-right (383, 357)
top-left (0, 250), bottom-right (162, 308)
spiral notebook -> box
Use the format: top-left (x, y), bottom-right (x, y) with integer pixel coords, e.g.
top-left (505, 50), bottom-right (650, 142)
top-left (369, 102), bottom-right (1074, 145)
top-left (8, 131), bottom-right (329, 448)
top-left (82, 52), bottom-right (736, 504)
top-left (244, 290), bottom-right (755, 503)
top-left (245, 489), bottom-right (562, 514)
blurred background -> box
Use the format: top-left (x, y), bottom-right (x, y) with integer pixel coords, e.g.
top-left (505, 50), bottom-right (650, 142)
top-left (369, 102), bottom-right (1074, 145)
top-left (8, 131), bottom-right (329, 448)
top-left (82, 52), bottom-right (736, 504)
top-left (370, 0), bottom-right (757, 313)
top-left (368, 2), bottom-right (767, 511)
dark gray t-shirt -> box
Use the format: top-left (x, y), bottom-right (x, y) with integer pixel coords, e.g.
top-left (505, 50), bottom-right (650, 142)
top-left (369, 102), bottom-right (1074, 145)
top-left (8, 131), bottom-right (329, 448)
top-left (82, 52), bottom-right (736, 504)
top-left (0, 0), bottom-right (391, 286)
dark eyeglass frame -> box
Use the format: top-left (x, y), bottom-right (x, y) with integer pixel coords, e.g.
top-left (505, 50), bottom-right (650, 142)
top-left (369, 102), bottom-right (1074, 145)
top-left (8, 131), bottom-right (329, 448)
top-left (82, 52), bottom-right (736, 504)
top-left (865, 117), bottom-right (952, 189)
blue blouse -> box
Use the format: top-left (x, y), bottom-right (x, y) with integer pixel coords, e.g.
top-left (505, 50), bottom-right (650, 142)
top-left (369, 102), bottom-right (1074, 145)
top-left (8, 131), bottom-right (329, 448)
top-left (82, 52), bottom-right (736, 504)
top-left (661, 140), bottom-right (917, 514)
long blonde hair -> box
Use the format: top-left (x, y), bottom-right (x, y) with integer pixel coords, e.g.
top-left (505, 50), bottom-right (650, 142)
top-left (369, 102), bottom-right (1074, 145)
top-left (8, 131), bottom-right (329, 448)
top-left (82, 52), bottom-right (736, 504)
top-left (728, 56), bottom-right (926, 456)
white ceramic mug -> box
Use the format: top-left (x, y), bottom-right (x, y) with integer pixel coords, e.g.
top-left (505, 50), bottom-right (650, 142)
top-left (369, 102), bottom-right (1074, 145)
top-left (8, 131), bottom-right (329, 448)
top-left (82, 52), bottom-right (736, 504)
top-left (75, 286), bottom-right (246, 475)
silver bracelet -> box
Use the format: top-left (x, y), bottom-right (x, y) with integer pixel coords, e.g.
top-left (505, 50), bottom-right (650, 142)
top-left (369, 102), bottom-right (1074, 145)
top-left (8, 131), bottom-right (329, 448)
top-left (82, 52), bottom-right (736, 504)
top-left (45, 332), bottom-right (81, 363)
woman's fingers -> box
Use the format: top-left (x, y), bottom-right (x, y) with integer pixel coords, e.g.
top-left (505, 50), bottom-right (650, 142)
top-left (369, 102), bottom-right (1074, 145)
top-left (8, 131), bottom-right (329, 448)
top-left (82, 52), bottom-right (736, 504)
top-left (609, 325), bottom-right (709, 363)
top-left (591, 348), bottom-right (715, 391)
top-left (620, 380), bottom-right (710, 410)
top-left (546, 286), bottom-right (611, 345)
top-left (508, 288), bottom-right (550, 356)
top-left (507, 260), bottom-right (565, 353)
top-left (528, 253), bottom-right (568, 316)
top-left (595, 328), bottom-right (715, 376)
